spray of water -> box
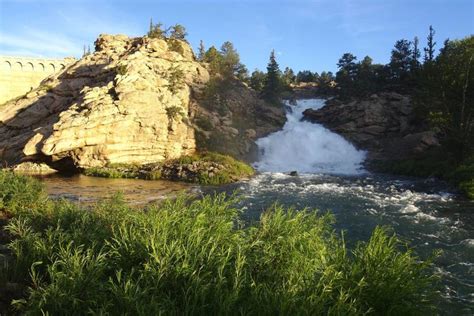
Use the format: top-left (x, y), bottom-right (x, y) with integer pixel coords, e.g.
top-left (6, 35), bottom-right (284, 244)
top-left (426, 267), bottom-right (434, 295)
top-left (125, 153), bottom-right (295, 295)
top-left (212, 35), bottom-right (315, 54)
top-left (254, 99), bottom-right (367, 175)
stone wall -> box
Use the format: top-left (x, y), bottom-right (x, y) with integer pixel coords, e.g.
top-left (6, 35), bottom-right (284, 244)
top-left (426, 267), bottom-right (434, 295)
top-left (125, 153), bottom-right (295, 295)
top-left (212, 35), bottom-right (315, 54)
top-left (0, 56), bottom-right (76, 104)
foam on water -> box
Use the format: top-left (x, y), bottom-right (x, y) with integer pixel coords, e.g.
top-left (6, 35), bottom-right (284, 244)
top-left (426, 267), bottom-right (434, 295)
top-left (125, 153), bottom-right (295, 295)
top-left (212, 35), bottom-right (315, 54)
top-left (254, 99), bottom-right (367, 175)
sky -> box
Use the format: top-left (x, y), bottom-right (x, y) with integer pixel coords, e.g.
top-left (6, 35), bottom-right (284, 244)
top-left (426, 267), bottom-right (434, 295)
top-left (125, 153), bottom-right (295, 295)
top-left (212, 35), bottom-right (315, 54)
top-left (0, 0), bottom-right (473, 73)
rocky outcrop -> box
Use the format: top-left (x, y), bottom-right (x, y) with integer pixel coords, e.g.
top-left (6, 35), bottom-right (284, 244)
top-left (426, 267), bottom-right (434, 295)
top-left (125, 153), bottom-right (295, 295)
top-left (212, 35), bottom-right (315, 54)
top-left (0, 34), bottom-right (209, 169)
top-left (192, 79), bottom-right (286, 161)
top-left (0, 34), bottom-right (285, 171)
top-left (303, 92), bottom-right (439, 161)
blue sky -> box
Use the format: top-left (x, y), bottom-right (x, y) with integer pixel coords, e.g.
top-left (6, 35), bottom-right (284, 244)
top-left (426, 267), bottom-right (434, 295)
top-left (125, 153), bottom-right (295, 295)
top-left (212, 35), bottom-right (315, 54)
top-left (0, 0), bottom-right (473, 73)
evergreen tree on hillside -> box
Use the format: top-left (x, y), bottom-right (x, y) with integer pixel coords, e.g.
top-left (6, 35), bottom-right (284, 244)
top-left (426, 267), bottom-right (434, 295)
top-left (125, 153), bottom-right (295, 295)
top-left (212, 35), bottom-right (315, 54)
top-left (336, 53), bottom-right (358, 97)
top-left (412, 36), bottom-right (421, 71)
top-left (283, 67), bottom-right (296, 85)
top-left (220, 41), bottom-right (242, 78)
top-left (148, 19), bottom-right (166, 39)
top-left (198, 40), bottom-right (205, 61)
top-left (417, 36), bottom-right (474, 161)
top-left (424, 25), bottom-right (437, 63)
top-left (250, 69), bottom-right (266, 92)
top-left (262, 50), bottom-right (282, 103)
top-left (203, 46), bottom-right (223, 75)
top-left (170, 24), bottom-right (187, 40)
top-left (296, 70), bottom-right (316, 83)
top-left (236, 65), bottom-right (249, 82)
top-left (356, 56), bottom-right (377, 95)
top-left (390, 39), bottom-right (413, 81)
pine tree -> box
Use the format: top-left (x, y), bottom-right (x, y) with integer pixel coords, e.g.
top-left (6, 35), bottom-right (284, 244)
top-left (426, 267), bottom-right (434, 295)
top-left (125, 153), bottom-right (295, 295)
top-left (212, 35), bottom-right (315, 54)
top-left (250, 69), bottom-right (266, 92)
top-left (411, 36), bottom-right (421, 71)
top-left (203, 46), bottom-right (223, 75)
top-left (170, 24), bottom-right (187, 40)
top-left (336, 53), bottom-right (358, 97)
top-left (148, 20), bottom-right (165, 39)
top-left (424, 25), bottom-right (436, 63)
top-left (262, 50), bottom-right (282, 103)
top-left (198, 40), bottom-right (205, 61)
top-left (220, 41), bottom-right (241, 78)
top-left (283, 67), bottom-right (296, 84)
top-left (390, 39), bottom-right (413, 81)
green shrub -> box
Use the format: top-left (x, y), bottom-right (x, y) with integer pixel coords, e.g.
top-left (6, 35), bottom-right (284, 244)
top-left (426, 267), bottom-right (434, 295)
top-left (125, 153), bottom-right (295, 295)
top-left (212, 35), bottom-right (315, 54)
top-left (0, 172), bottom-right (439, 315)
top-left (168, 66), bottom-right (185, 93)
top-left (195, 115), bottom-right (214, 131)
top-left (165, 106), bottom-right (184, 121)
top-left (0, 171), bottom-right (46, 214)
top-left (167, 39), bottom-right (185, 55)
top-left (373, 150), bottom-right (474, 199)
top-left (116, 64), bottom-right (127, 76)
top-left (449, 160), bottom-right (474, 198)
top-left (84, 164), bottom-right (140, 179)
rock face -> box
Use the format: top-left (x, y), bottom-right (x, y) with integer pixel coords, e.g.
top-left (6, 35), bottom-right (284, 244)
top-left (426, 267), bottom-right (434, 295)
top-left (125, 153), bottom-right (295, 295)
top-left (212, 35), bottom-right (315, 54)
top-left (192, 79), bottom-right (286, 161)
top-left (0, 34), bottom-right (211, 169)
top-left (303, 92), bottom-right (439, 161)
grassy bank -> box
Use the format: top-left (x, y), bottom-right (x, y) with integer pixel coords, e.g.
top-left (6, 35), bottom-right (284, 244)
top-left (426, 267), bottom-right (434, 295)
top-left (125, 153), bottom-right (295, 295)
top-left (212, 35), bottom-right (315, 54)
top-left (0, 171), bottom-right (438, 314)
top-left (371, 149), bottom-right (474, 199)
top-left (84, 152), bottom-right (254, 185)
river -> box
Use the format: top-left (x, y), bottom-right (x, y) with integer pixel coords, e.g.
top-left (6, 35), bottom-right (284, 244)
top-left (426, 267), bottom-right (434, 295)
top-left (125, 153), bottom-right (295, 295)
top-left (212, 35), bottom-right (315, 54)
top-left (41, 99), bottom-right (473, 314)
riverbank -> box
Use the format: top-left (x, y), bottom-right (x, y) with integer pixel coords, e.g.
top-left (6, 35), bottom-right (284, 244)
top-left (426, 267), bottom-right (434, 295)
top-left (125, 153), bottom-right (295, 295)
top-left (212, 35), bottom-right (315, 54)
top-left (0, 171), bottom-right (438, 314)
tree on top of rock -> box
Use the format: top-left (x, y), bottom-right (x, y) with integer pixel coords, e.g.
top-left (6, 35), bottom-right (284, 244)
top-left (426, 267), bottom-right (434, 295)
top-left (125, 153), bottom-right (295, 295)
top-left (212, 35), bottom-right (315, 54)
top-left (198, 40), bottom-right (205, 61)
top-left (336, 53), bottom-right (358, 98)
top-left (262, 50), bottom-right (282, 103)
top-left (389, 39), bottom-right (413, 81)
top-left (170, 24), bottom-right (188, 41)
top-left (148, 19), bottom-right (166, 39)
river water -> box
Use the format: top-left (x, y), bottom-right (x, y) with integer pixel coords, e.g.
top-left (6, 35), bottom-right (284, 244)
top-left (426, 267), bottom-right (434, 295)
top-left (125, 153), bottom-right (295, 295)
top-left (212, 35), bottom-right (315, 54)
top-left (41, 99), bottom-right (473, 314)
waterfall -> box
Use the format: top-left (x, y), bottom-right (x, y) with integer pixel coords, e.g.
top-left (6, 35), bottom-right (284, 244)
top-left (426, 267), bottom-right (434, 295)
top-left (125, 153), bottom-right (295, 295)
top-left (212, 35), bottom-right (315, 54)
top-left (254, 99), bottom-right (366, 175)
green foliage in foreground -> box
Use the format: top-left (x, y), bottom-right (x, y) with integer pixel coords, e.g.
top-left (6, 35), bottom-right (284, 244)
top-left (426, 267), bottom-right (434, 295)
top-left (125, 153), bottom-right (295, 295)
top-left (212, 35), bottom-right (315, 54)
top-left (0, 172), bottom-right (439, 315)
top-left (84, 152), bottom-right (254, 185)
top-left (371, 148), bottom-right (474, 199)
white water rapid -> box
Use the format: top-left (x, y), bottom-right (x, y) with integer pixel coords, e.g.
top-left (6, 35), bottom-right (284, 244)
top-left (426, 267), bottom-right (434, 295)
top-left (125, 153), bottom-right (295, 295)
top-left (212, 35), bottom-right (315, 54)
top-left (254, 99), bottom-right (367, 175)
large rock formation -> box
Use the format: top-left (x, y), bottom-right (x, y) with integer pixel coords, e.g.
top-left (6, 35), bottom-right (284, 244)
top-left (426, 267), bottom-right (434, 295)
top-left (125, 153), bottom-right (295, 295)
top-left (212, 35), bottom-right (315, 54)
top-left (0, 34), bottom-right (284, 171)
top-left (303, 92), bottom-right (439, 161)
top-left (0, 34), bottom-right (208, 169)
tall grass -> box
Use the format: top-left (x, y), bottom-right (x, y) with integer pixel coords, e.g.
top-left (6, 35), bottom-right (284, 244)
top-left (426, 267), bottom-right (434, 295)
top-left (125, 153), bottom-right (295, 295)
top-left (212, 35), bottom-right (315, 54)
top-left (0, 171), bottom-right (438, 315)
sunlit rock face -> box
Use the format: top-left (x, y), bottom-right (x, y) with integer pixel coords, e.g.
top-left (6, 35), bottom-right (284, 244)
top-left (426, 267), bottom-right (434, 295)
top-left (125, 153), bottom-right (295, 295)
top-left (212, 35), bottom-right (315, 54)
top-left (0, 34), bottom-right (210, 169)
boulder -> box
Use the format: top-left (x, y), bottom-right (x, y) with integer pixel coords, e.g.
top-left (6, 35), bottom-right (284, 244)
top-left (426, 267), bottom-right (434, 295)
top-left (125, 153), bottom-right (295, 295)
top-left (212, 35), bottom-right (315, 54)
top-left (303, 92), bottom-right (438, 161)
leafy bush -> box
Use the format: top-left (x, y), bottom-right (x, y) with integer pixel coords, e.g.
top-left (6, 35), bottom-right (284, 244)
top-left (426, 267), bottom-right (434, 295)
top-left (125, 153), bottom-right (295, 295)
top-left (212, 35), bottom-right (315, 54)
top-left (0, 172), bottom-right (439, 315)
top-left (168, 66), bottom-right (185, 93)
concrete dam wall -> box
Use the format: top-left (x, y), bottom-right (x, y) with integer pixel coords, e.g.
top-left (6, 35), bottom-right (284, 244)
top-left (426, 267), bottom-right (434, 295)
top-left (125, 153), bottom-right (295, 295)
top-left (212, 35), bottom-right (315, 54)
top-left (0, 56), bottom-right (76, 104)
